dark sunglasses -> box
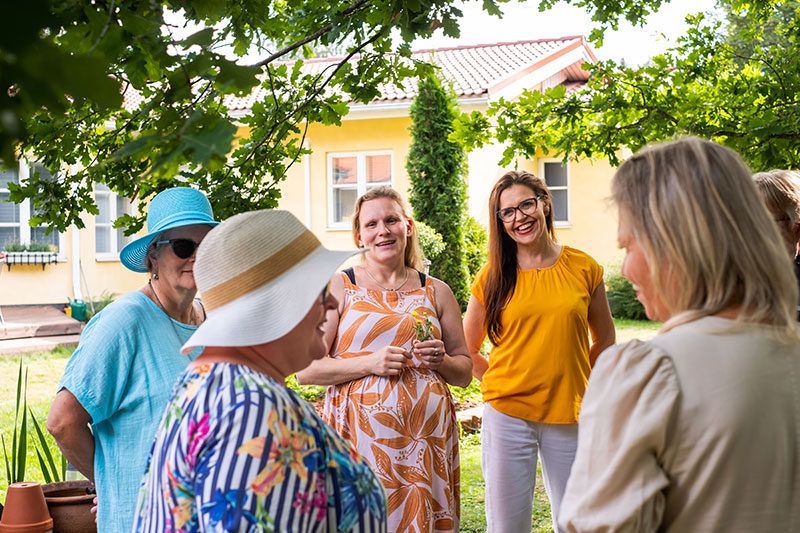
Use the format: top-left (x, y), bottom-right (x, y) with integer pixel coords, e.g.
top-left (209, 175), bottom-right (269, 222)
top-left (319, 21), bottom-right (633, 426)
top-left (155, 238), bottom-right (201, 259)
top-left (320, 282), bottom-right (331, 304)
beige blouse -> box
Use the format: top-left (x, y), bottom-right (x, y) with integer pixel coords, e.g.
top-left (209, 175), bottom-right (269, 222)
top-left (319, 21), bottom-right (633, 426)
top-left (559, 317), bottom-right (800, 532)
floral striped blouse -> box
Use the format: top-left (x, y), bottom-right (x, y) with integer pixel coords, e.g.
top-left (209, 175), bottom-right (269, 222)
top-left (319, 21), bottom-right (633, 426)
top-left (133, 362), bottom-right (387, 532)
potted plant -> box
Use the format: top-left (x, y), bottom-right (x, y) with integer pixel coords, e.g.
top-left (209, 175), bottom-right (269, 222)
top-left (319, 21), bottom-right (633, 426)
top-left (2, 363), bottom-right (96, 533)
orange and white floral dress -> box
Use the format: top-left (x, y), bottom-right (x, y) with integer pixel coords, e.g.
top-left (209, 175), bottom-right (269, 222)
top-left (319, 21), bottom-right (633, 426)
top-left (324, 271), bottom-right (460, 533)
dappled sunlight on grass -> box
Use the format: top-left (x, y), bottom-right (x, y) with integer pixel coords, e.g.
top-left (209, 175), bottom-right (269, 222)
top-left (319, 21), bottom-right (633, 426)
top-left (614, 318), bottom-right (661, 343)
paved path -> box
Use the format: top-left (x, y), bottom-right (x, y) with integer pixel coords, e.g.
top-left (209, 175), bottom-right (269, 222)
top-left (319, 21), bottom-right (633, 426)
top-left (0, 333), bottom-right (81, 356)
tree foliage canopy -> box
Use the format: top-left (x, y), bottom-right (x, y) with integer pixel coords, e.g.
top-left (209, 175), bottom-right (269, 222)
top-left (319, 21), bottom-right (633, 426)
top-left (3, 0), bottom-right (766, 234)
top-left (452, 0), bottom-right (800, 172)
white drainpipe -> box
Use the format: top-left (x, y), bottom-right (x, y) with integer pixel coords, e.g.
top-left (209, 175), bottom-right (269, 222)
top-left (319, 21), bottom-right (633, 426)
top-left (71, 224), bottom-right (83, 300)
top-left (303, 139), bottom-right (311, 227)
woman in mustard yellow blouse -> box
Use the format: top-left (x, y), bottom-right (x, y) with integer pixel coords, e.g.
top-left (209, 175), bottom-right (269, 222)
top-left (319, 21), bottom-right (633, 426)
top-left (463, 170), bottom-right (615, 532)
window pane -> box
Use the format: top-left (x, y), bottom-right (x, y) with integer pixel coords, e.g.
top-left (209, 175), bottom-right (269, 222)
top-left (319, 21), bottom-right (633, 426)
top-left (366, 155), bottom-right (391, 183)
top-left (96, 226), bottom-right (111, 254)
top-left (31, 165), bottom-right (54, 182)
top-left (116, 226), bottom-right (135, 252)
top-left (0, 227), bottom-right (20, 251)
top-left (0, 193), bottom-right (20, 223)
top-left (95, 183), bottom-right (110, 192)
top-left (334, 187), bottom-right (358, 223)
top-left (0, 166), bottom-right (19, 188)
top-left (96, 194), bottom-right (110, 223)
top-left (31, 226), bottom-right (59, 251)
top-left (332, 157), bottom-right (358, 185)
top-left (544, 162), bottom-right (567, 188)
top-left (550, 190), bottom-right (568, 222)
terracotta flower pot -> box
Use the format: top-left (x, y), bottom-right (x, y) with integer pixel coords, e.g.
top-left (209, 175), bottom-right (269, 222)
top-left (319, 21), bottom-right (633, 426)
top-left (0, 482), bottom-right (53, 532)
top-left (41, 481), bottom-right (95, 533)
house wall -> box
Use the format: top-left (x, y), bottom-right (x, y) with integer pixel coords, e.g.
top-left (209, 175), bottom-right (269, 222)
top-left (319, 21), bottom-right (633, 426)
top-left (275, 116), bottom-right (622, 269)
top-left (277, 116), bottom-right (414, 252)
top-left (2, 113), bottom-right (621, 308)
top-left (1, 212), bottom-right (146, 307)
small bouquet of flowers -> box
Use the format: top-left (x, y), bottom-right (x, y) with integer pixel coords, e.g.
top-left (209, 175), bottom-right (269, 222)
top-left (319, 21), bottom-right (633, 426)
top-left (411, 310), bottom-right (434, 341)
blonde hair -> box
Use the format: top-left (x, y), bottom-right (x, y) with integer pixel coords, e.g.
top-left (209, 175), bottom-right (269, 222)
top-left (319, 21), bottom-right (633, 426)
top-left (753, 169), bottom-right (800, 223)
top-left (612, 137), bottom-right (798, 336)
top-left (351, 186), bottom-right (423, 270)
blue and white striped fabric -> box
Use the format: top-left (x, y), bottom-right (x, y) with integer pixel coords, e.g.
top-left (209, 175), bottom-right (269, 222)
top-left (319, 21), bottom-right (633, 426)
top-left (132, 363), bottom-right (387, 532)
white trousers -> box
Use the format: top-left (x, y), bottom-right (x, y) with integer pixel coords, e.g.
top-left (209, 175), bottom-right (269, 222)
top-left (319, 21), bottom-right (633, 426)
top-left (481, 403), bottom-right (578, 533)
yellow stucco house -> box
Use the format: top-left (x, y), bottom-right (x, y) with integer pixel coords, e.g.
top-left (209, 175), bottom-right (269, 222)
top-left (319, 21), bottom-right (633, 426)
top-left (0, 37), bottom-right (621, 309)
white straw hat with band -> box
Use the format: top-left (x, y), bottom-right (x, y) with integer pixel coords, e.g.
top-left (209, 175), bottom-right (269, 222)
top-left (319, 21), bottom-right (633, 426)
top-left (181, 209), bottom-right (364, 354)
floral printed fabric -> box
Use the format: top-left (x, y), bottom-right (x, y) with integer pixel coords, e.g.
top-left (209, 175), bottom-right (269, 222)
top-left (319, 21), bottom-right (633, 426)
top-left (133, 362), bottom-right (387, 533)
top-left (324, 273), bottom-right (460, 532)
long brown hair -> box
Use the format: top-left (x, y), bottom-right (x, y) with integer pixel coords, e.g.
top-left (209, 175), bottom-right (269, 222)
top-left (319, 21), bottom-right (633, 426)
top-left (351, 186), bottom-right (423, 270)
top-left (484, 171), bottom-right (555, 344)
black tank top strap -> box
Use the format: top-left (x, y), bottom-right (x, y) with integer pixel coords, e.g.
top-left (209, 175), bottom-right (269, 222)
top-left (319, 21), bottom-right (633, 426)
top-left (418, 270), bottom-right (426, 286)
top-left (342, 267), bottom-right (356, 284)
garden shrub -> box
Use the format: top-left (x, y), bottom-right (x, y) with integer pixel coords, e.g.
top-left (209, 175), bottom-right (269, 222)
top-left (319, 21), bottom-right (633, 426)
top-left (605, 266), bottom-right (648, 320)
top-left (407, 72), bottom-right (470, 310)
top-left (286, 374), bottom-right (326, 403)
top-left (416, 221), bottom-right (445, 265)
top-left (463, 216), bottom-right (487, 280)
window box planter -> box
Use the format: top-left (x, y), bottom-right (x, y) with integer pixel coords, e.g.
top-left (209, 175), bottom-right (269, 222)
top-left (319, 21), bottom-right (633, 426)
top-left (1, 251), bottom-right (60, 270)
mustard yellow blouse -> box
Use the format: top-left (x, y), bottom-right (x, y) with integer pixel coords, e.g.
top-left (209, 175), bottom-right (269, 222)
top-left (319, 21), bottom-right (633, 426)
top-left (471, 246), bottom-right (604, 424)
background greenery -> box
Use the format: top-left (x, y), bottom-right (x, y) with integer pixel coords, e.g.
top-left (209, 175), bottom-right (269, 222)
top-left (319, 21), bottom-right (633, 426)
top-left (604, 266), bottom-right (648, 320)
top-left (4, 0), bottom-right (678, 238)
top-left (452, 1), bottom-right (800, 172)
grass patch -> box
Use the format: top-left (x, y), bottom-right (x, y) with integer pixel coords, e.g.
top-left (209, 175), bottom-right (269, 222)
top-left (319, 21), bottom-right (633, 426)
top-left (614, 318), bottom-right (661, 343)
top-left (459, 433), bottom-right (554, 532)
top-left (0, 346), bottom-right (74, 502)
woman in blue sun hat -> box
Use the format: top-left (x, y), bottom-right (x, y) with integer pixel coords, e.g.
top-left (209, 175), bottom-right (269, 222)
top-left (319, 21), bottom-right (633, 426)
top-left (47, 187), bottom-right (218, 532)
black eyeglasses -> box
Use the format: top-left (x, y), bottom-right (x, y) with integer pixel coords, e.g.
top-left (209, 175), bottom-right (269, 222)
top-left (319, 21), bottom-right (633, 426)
top-left (497, 197), bottom-right (543, 223)
top-left (774, 217), bottom-right (792, 223)
top-left (155, 238), bottom-right (201, 259)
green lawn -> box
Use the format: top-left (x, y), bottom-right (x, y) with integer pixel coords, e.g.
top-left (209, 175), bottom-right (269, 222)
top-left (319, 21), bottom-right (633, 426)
top-left (459, 432), bottom-right (553, 532)
top-left (1, 318), bottom-right (659, 523)
top-left (0, 346), bottom-right (73, 502)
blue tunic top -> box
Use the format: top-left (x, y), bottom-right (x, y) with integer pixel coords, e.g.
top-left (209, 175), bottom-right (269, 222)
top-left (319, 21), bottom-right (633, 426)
top-left (133, 362), bottom-right (387, 533)
top-left (59, 291), bottom-right (200, 532)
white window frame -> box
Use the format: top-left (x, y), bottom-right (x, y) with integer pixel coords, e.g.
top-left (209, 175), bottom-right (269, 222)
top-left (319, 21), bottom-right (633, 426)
top-left (327, 150), bottom-right (393, 230)
top-left (540, 158), bottom-right (571, 228)
top-left (94, 185), bottom-right (137, 261)
top-left (0, 161), bottom-right (67, 259)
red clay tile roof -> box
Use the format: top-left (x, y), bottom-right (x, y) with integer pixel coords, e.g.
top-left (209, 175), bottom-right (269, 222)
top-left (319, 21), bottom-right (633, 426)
top-left (124, 37), bottom-right (594, 112)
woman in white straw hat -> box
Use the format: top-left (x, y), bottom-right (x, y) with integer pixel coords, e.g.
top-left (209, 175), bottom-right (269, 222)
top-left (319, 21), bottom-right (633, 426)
top-left (132, 209), bottom-right (387, 533)
top-left (297, 186), bottom-right (472, 532)
top-left (48, 187), bottom-right (218, 532)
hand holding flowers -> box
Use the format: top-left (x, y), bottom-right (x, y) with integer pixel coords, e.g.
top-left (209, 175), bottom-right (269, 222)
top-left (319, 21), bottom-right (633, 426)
top-left (411, 311), bottom-right (445, 370)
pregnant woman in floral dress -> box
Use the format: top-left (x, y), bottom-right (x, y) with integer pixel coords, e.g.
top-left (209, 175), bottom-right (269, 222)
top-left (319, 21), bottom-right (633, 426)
top-left (298, 187), bottom-right (473, 532)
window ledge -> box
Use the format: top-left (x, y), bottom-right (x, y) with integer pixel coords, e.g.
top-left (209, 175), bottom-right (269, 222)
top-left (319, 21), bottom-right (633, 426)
top-left (95, 254), bottom-right (122, 263)
top-left (554, 221), bottom-right (572, 229)
top-left (326, 225), bottom-right (351, 232)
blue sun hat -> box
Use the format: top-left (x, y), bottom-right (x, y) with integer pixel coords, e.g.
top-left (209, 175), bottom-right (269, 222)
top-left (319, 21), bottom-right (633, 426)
top-left (120, 187), bottom-right (219, 273)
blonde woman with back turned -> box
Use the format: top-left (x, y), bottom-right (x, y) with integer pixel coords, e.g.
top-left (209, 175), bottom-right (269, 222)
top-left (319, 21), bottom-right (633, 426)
top-left (559, 137), bottom-right (800, 532)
